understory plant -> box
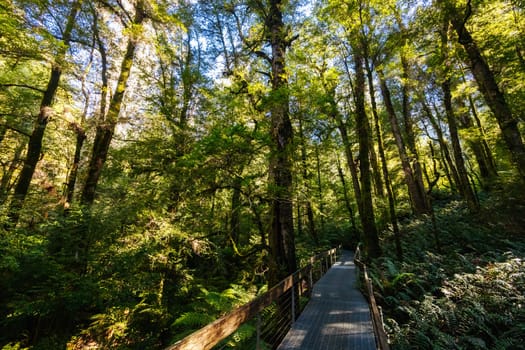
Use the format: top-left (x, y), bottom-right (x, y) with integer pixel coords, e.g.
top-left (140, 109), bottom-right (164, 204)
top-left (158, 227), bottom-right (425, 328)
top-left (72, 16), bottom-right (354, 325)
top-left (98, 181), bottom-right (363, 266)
top-left (372, 193), bottom-right (525, 350)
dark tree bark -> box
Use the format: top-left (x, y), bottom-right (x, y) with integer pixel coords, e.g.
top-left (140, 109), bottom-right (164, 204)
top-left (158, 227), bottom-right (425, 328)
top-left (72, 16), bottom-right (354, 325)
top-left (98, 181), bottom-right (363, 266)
top-left (264, 0), bottom-right (297, 287)
top-left (377, 68), bottom-right (431, 215)
top-left (0, 124), bottom-right (6, 145)
top-left (448, 3), bottom-right (525, 180)
top-left (361, 52), bottom-right (384, 198)
top-left (442, 79), bottom-right (480, 212)
top-left (439, 19), bottom-right (479, 213)
top-left (230, 177), bottom-right (242, 245)
top-left (462, 96), bottom-right (498, 180)
top-left (0, 142), bottom-right (24, 205)
top-left (7, 0), bottom-right (82, 224)
top-left (81, 4), bottom-right (145, 205)
top-left (336, 156), bottom-right (357, 233)
top-left (354, 52), bottom-right (382, 259)
top-left (363, 50), bottom-right (402, 260)
top-left (65, 123), bottom-right (86, 207)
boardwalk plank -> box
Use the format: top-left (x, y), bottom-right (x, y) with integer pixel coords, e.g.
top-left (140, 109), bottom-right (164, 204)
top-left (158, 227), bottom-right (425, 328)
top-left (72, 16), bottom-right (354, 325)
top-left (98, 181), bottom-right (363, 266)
top-left (277, 250), bottom-right (376, 350)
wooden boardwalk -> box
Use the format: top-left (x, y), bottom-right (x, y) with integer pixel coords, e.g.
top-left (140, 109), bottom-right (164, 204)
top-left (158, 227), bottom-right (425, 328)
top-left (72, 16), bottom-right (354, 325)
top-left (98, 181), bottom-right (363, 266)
top-left (277, 250), bottom-right (376, 350)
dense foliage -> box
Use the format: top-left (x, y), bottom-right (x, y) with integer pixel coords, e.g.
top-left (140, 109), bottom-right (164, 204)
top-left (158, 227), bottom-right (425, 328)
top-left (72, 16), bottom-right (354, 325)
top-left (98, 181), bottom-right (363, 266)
top-left (1, 0), bottom-right (524, 348)
top-left (372, 186), bottom-right (525, 349)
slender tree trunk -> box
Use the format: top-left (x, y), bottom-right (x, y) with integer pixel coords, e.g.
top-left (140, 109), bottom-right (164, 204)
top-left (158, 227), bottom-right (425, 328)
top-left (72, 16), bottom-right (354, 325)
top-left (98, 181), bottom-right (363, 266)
top-left (296, 196), bottom-right (302, 237)
top-left (65, 124), bottom-right (86, 206)
top-left (465, 96), bottom-right (498, 178)
top-left (334, 112), bottom-right (362, 215)
top-left (81, 4), bottom-right (145, 205)
top-left (7, 0), bottom-right (81, 224)
top-left (0, 142), bottom-right (24, 204)
top-left (314, 143), bottom-right (325, 231)
top-left (377, 68), bottom-right (431, 215)
top-left (354, 52), bottom-right (381, 258)
top-left (456, 99), bottom-right (496, 182)
top-left (362, 55), bottom-right (384, 198)
top-left (400, 53), bottom-right (418, 156)
top-left (422, 98), bottom-right (460, 191)
top-left (363, 52), bottom-right (402, 260)
top-left (396, 27), bottom-right (429, 211)
top-left (449, 10), bottom-right (525, 180)
top-left (230, 177), bottom-right (242, 245)
top-left (440, 19), bottom-right (478, 213)
top-left (266, 0), bottom-right (296, 287)
top-left (336, 156), bottom-right (357, 233)
top-left (0, 125), bottom-right (6, 145)
top-left (442, 79), bottom-right (480, 212)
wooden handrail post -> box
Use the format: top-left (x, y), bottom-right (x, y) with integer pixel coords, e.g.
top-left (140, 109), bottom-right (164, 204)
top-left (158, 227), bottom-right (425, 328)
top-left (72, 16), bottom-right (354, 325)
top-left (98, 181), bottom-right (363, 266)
top-left (308, 264), bottom-right (313, 295)
top-left (291, 283), bottom-right (296, 324)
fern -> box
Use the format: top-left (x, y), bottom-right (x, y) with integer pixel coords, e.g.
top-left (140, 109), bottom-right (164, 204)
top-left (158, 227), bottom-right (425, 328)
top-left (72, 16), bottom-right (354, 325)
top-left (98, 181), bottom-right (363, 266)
top-left (172, 311), bottom-right (215, 329)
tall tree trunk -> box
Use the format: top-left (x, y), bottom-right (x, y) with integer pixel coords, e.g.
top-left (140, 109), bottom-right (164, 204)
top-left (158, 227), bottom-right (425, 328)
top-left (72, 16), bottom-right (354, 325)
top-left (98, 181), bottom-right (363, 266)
top-left (394, 13), bottom-right (430, 214)
top-left (354, 52), bottom-right (382, 258)
top-left (336, 156), bottom-right (357, 233)
top-left (65, 124), bottom-right (86, 207)
top-left (81, 4), bottom-right (145, 205)
top-left (442, 79), bottom-right (480, 212)
top-left (440, 19), bottom-right (478, 213)
top-left (0, 142), bottom-right (24, 205)
top-left (334, 112), bottom-right (362, 216)
top-left (363, 51), bottom-right (402, 260)
top-left (230, 176), bottom-right (242, 246)
top-left (266, 0), bottom-right (296, 287)
top-left (399, 53), bottom-right (429, 213)
top-left (377, 68), bottom-right (431, 215)
top-left (296, 195), bottom-right (303, 237)
top-left (448, 6), bottom-right (525, 180)
top-left (464, 96), bottom-right (498, 179)
top-left (7, 0), bottom-right (81, 224)
top-left (362, 51), bottom-right (384, 198)
top-left (314, 143), bottom-right (325, 231)
top-left (422, 98), bottom-right (460, 191)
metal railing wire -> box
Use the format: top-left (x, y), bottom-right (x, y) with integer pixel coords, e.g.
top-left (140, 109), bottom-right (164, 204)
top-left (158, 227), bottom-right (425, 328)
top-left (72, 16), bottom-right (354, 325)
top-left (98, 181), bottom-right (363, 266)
top-left (354, 244), bottom-right (391, 350)
top-left (165, 246), bottom-right (341, 350)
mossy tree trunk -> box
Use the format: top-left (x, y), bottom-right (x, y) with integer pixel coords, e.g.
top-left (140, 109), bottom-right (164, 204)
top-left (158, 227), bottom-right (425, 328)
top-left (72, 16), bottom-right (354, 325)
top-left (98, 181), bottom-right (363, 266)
top-left (7, 0), bottom-right (82, 224)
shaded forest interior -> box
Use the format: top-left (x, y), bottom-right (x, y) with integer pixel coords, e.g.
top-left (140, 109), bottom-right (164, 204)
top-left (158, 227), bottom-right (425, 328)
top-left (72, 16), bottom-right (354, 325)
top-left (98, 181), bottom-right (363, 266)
top-left (1, 0), bottom-right (524, 349)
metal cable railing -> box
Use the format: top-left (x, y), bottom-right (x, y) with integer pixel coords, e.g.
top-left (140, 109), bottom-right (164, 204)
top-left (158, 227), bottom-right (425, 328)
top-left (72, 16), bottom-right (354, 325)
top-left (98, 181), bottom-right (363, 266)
top-left (165, 247), bottom-right (340, 350)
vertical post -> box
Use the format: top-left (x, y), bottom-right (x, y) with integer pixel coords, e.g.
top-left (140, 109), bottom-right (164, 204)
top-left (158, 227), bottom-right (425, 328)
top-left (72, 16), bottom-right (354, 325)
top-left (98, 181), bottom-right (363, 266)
top-left (291, 283), bottom-right (296, 324)
top-left (308, 264), bottom-right (313, 294)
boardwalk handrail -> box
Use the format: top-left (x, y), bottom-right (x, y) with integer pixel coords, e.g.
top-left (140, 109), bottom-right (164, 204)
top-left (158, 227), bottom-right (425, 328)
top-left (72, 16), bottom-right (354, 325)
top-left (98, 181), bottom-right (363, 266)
top-left (165, 246), bottom-right (340, 350)
top-left (354, 245), bottom-right (390, 350)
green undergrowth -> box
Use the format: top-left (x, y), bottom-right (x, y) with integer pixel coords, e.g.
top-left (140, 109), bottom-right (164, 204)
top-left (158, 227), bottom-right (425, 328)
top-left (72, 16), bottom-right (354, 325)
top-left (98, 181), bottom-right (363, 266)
top-left (371, 185), bottom-right (525, 349)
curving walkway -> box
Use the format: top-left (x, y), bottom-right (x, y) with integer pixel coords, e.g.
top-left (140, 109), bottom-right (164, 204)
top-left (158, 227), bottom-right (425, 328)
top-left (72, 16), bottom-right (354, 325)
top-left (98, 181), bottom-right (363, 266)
top-left (277, 250), bottom-right (376, 350)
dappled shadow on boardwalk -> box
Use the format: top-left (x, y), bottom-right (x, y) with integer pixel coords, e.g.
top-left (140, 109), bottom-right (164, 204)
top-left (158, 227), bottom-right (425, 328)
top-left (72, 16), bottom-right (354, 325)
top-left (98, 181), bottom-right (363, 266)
top-left (277, 251), bottom-right (376, 350)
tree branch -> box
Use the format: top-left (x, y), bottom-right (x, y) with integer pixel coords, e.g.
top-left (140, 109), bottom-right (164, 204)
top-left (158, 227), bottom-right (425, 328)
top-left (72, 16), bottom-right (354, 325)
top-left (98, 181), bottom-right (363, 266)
top-left (0, 123), bottom-right (31, 137)
top-left (254, 50), bottom-right (271, 64)
top-left (0, 83), bottom-right (46, 93)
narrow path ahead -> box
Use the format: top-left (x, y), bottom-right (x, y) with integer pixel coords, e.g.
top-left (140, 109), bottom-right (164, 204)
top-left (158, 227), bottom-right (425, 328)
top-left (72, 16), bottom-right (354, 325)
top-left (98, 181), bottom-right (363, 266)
top-left (277, 250), bottom-right (376, 350)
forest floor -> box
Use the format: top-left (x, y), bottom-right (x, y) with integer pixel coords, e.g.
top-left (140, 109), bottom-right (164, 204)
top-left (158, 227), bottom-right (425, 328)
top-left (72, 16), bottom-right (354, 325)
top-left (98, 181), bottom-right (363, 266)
top-left (372, 181), bottom-right (525, 350)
